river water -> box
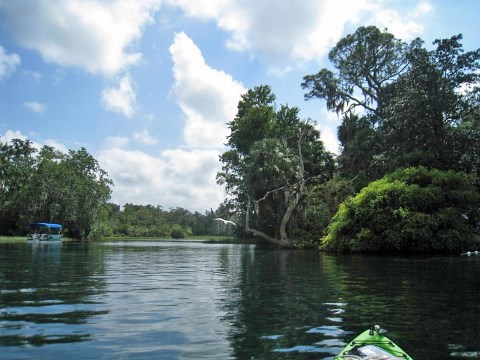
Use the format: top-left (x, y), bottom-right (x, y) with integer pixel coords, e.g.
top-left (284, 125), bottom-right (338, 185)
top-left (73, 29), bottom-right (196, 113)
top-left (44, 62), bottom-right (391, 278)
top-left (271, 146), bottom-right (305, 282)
top-left (0, 241), bottom-right (479, 359)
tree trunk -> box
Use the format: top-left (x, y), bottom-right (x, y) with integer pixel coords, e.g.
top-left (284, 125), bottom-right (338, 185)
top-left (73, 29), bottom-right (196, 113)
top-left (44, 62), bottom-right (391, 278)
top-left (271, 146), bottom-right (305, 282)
top-left (245, 196), bottom-right (291, 246)
top-left (244, 132), bottom-right (306, 248)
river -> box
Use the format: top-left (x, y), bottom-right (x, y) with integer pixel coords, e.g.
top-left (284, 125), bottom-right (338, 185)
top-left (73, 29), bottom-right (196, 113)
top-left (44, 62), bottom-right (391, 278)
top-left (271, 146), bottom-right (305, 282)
top-left (0, 241), bottom-right (479, 359)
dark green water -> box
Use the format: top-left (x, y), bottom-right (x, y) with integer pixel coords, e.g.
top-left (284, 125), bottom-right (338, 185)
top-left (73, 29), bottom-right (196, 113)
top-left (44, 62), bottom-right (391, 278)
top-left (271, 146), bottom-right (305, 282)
top-left (0, 241), bottom-right (479, 359)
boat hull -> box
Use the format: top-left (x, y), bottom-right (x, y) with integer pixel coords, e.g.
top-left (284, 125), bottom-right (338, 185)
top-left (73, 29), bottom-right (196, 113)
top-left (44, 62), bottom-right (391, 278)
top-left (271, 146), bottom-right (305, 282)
top-left (335, 327), bottom-right (412, 359)
top-left (27, 234), bottom-right (63, 241)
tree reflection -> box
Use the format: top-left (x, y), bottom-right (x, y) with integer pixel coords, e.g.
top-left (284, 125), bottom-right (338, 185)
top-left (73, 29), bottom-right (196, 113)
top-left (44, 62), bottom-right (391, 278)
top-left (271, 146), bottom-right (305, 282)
top-left (216, 248), bottom-right (480, 360)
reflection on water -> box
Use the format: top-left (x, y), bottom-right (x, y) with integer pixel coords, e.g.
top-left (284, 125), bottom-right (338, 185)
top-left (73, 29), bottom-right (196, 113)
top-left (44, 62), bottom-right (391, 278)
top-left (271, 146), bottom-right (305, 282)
top-left (0, 241), bottom-right (479, 359)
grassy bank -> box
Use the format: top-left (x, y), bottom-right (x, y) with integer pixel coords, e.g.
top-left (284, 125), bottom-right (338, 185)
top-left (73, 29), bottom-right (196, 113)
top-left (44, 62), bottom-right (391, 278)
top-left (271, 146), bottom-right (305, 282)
top-left (99, 235), bottom-right (243, 243)
top-left (0, 236), bottom-right (26, 243)
top-left (0, 236), bottom-right (74, 243)
top-left (0, 235), bottom-right (253, 244)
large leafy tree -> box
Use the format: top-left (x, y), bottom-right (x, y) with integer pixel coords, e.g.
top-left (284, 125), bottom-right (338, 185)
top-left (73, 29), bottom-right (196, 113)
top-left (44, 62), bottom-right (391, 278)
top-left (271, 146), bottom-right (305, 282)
top-left (302, 26), bottom-right (415, 119)
top-left (380, 35), bottom-right (480, 170)
top-left (0, 139), bottom-right (37, 234)
top-left (336, 113), bottom-right (383, 189)
top-left (60, 148), bottom-right (113, 239)
top-left (0, 139), bottom-right (113, 239)
top-left (301, 26), bottom-right (417, 183)
top-left (303, 26), bottom-right (480, 180)
top-left (217, 85), bottom-right (334, 247)
top-left (323, 167), bottom-right (480, 253)
top-left (29, 146), bottom-right (65, 222)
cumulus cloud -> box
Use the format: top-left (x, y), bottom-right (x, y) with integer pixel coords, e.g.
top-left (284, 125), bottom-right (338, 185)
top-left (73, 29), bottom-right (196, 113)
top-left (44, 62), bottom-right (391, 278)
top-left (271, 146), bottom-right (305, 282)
top-left (318, 125), bottom-right (340, 155)
top-left (43, 139), bottom-right (69, 154)
top-left (0, 45), bottom-right (20, 79)
top-left (101, 75), bottom-right (136, 117)
top-left (0, 130), bottom-right (68, 153)
top-left (97, 146), bottom-right (224, 211)
top-left (133, 129), bottom-right (158, 144)
top-left (104, 136), bottom-right (130, 148)
top-left (368, 1), bottom-right (433, 40)
top-left (1, 130), bottom-right (27, 143)
top-left (23, 70), bottom-right (43, 81)
top-left (167, 0), bottom-right (431, 71)
top-left (0, 0), bottom-right (161, 76)
top-left (0, 0), bottom-right (161, 117)
top-left (169, 32), bottom-right (246, 149)
top-left (23, 101), bottom-right (47, 114)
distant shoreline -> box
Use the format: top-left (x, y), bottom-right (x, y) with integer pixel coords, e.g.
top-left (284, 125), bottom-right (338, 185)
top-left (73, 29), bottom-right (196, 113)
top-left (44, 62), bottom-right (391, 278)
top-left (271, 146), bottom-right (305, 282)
top-left (0, 235), bottom-right (249, 244)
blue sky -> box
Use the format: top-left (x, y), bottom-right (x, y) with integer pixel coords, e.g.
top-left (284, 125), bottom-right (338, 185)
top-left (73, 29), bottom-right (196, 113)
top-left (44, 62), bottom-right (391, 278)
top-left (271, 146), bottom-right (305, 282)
top-left (0, 0), bottom-right (479, 212)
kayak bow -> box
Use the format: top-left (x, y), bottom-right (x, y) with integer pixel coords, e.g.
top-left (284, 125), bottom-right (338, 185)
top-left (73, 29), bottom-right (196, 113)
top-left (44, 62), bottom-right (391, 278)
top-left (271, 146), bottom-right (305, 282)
top-left (335, 325), bottom-right (412, 359)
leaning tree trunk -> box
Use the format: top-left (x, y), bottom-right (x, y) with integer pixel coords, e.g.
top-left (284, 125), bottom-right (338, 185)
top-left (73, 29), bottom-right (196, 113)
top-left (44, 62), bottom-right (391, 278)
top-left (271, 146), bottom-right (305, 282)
top-left (244, 133), bottom-right (306, 247)
top-left (245, 196), bottom-right (290, 246)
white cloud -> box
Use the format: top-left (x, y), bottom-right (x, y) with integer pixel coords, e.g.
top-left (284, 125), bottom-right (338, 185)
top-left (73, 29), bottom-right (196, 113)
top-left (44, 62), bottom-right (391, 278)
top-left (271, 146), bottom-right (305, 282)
top-left (101, 75), bottom-right (136, 117)
top-left (368, 1), bottom-right (433, 40)
top-left (167, 0), bottom-right (431, 71)
top-left (104, 136), bottom-right (130, 148)
top-left (169, 32), bottom-right (246, 149)
top-left (97, 146), bottom-right (224, 211)
top-left (23, 101), bottom-right (47, 114)
top-left (23, 70), bottom-right (43, 81)
top-left (1, 130), bottom-right (27, 143)
top-left (0, 130), bottom-right (68, 153)
top-left (43, 138), bottom-right (69, 153)
top-left (314, 107), bottom-right (341, 155)
top-left (0, 45), bottom-right (20, 79)
top-left (0, 0), bottom-right (161, 76)
top-left (133, 129), bottom-right (158, 144)
top-left (318, 125), bottom-right (340, 155)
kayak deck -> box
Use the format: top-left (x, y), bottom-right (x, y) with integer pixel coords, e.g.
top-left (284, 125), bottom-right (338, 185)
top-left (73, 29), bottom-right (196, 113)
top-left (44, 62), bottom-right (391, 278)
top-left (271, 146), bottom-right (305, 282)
top-left (335, 326), bottom-right (412, 359)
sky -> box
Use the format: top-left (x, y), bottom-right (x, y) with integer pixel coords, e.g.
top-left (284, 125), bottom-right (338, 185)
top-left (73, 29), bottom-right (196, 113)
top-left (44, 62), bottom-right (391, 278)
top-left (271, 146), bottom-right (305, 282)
top-left (0, 0), bottom-right (479, 213)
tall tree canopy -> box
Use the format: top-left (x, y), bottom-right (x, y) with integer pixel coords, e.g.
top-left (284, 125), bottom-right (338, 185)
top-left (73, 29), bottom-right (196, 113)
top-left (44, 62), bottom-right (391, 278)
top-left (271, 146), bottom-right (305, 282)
top-left (0, 139), bottom-right (112, 239)
top-left (302, 26), bottom-right (416, 118)
top-left (217, 85), bottom-right (335, 247)
top-left (303, 26), bottom-right (480, 186)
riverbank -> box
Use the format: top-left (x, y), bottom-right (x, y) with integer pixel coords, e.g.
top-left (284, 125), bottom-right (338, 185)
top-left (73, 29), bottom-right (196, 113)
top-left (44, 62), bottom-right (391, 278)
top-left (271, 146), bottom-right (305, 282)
top-left (0, 236), bottom-right (25, 243)
top-left (0, 236), bottom-right (76, 243)
top-left (100, 235), bottom-right (254, 244)
top-left (0, 235), bottom-right (250, 244)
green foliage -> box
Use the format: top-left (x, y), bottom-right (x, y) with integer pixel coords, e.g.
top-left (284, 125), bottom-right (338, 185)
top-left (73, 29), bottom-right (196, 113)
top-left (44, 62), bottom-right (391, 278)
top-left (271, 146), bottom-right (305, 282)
top-left (105, 204), bottom-right (229, 239)
top-left (61, 148), bottom-right (113, 239)
top-left (170, 224), bottom-right (192, 239)
top-left (304, 26), bottom-right (480, 182)
top-left (0, 140), bottom-right (112, 239)
top-left (301, 26), bottom-right (480, 253)
top-left (0, 139), bottom-right (37, 234)
top-left (218, 85), bottom-right (334, 246)
top-left (296, 178), bottom-right (355, 246)
top-left (227, 85), bottom-right (276, 155)
top-left (323, 167), bottom-right (480, 253)
top-left (302, 26), bottom-right (413, 117)
top-left (336, 114), bottom-right (384, 188)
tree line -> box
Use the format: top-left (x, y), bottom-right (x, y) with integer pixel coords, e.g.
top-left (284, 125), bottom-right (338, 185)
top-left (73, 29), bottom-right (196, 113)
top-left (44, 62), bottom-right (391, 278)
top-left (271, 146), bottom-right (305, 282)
top-left (0, 139), bottom-right (233, 239)
top-left (217, 26), bottom-right (480, 253)
top-left (96, 203), bottom-right (235, 239)
top-left (0, 139), bottom-right (112, 239)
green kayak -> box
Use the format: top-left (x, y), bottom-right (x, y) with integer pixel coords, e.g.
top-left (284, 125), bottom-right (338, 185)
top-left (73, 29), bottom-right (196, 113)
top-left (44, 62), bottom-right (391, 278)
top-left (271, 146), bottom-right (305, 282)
top-left (335, 325), bottom-right (413, 359)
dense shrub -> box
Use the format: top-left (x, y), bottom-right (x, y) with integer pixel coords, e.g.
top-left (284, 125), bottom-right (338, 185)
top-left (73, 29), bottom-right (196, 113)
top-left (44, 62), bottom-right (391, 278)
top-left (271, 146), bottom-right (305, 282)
top-left (323, 167), bottom-right (480, 253)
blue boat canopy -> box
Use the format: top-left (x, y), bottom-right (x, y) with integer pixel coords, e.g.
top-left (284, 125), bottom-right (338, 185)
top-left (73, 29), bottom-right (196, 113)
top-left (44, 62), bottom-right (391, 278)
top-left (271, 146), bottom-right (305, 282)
top-left (29, 222), bottom-right (62, 229)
